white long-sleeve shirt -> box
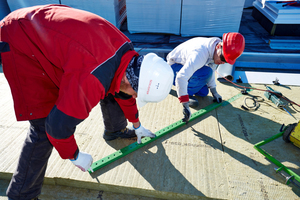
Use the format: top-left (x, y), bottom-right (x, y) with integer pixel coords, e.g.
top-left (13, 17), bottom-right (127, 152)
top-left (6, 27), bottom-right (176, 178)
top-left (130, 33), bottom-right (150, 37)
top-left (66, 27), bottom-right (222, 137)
top-left (167, 37), bottom-right (221, 98)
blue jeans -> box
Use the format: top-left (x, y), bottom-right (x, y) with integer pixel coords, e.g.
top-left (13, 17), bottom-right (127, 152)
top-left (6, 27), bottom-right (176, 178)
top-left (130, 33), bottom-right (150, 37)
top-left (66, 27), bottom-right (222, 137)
top-left (171, 63), bottom-right (213, 97)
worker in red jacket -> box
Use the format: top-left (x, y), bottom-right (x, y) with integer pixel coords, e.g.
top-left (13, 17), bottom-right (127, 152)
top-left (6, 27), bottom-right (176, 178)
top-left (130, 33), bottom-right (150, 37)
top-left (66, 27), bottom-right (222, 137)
top-left (0, 4), bottom-right (174, 200)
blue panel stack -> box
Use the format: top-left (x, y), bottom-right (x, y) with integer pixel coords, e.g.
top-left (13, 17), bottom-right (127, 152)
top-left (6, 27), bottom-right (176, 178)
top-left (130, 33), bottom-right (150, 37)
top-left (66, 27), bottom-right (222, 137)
top-left (61, 0), bottom-right (127, 29)
top-left (244, 0), bottom-right (255, 8)
top-left (253, 0), bottom-right (300, 24)
top-left (7, 0), bottom-right (60, 12)
top-left (126, 0), bottom-right (181, 35)
top-left (0, 0), bottom-right (11, 20)
top-left (252, 0), bottom-right (300, 36)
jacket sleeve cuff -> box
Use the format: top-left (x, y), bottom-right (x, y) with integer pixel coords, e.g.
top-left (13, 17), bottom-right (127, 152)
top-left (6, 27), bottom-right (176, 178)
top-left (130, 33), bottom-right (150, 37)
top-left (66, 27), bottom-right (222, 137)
top-left (129, 118), bottom-right (139, 123)
top-left (114, 97), bottom-right (139, 123)
top-left (46, 132), bottom-right (79, 159)
top-left (178, 95), bottom-right (189, 103)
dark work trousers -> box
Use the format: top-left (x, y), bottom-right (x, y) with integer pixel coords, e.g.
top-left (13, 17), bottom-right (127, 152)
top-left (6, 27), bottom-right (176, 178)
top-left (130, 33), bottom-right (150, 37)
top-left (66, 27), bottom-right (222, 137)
top-left (100, 93), bottom-right (127, 132)
top-left (6, 118), bottom-right (53, 200)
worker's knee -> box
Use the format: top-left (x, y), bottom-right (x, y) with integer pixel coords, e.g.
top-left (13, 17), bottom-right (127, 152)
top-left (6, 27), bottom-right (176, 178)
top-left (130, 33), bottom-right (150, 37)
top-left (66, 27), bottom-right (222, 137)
top-left (194, 85), bottom-right (209, 97)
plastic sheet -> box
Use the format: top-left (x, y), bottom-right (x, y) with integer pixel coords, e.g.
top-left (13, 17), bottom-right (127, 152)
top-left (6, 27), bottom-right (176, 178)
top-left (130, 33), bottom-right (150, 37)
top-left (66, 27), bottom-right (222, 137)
top-left (61, 0), bottom-right (126, 29)
top-left (181, 0), bottom-right (245, 37)
top-left (126, 0), bottom-right (181, 35)
top-left (217, 63), bottom-right (235, 82)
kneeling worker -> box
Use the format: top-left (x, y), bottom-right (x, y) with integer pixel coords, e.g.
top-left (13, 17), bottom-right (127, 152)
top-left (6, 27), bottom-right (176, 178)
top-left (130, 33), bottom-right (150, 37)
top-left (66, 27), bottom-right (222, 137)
top-left (167, 32), bottom-right (245, 123)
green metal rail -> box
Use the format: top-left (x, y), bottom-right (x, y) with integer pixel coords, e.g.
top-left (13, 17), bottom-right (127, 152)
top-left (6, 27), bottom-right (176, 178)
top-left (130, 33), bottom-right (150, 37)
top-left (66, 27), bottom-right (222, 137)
top-left (88, 91), bottom-right (247, 173)
top-left (254, 131), bottom-right (300, 186)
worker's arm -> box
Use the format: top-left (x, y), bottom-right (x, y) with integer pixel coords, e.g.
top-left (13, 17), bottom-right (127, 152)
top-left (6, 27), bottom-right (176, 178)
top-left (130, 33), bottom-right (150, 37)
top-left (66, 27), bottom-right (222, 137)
top-left (175, 53), bottom-right (207, 103)
top-left (114, 93), bottom-right (155, 144)
top-left (114, 94), bottom-right (139, 123)
top-left (45, 71), bottom-right (104, 171)
top-left (206, 71), bottom-right (222, 103)
top-left (45, 105), bottom-right (93, 172)
top-left (210, 87), bottom-right (222, 103)
top-left (176, 53), bottom-right (207, 123)
top-left (45, 105), bottom-right (82, 159)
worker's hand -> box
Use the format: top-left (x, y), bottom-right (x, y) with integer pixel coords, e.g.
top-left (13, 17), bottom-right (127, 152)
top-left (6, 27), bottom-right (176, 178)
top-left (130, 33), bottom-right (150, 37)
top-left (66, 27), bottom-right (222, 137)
top-left (182, 102), bottom-right (191, 124)
top-left (134, 124), bottom-right (156, 144)
top-left (210, 87), bottom-right (222, 103)
top-left (70, 152), bottom-right (93, 172)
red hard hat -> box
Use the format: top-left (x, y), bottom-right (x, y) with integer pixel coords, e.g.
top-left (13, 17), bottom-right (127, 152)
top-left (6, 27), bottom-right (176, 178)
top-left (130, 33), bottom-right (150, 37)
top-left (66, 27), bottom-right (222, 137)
top-left (222, 32), bottom-right (245, 65)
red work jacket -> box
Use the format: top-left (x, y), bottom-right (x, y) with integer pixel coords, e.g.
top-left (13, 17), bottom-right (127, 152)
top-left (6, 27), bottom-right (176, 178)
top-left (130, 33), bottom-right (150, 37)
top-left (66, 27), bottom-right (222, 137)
top-left (0, 4), bottom-right (139, 159)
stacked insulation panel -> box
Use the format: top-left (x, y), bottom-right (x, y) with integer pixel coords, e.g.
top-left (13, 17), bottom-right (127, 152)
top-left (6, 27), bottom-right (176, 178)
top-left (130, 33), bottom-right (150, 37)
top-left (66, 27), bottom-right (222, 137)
top-left (180, 0), bottom-right (245, 37)
top-left (126, 0), bottom-right (181, 35)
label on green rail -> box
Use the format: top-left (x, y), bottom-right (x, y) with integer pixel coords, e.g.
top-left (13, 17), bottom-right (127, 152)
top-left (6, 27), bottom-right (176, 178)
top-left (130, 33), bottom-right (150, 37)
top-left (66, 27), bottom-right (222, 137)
top-left (88, 91), bottom-right (247, 173)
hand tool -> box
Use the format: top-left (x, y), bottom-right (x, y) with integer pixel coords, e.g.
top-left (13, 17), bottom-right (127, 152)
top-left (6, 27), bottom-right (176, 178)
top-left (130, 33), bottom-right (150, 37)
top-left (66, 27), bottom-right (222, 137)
top-left (264, 85), bottom-right (286, 108)
top-left (264, 85), bottom-right (296, 119)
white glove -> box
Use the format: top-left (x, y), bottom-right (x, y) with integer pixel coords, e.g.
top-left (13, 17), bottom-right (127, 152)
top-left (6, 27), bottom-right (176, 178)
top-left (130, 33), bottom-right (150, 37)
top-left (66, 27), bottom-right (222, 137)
top-left (70, 152), bottom-right (93, 172)
top-left (210, 87), bottom-right (222, 103)
top-left (134, 124), bottom-right (156, 144)
top-left (182, 102), bottom-right (191, 124)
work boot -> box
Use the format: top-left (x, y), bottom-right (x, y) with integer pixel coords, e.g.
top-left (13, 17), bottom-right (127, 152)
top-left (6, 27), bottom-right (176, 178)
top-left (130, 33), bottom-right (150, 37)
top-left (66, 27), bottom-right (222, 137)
top-left (103, 128), bottom-right (136, 141)
top-left (188, 96), bottom-right (199, 108)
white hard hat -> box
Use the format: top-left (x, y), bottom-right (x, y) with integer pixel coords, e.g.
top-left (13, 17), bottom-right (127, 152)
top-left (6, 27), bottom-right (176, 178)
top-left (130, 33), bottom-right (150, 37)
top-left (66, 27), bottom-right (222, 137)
top-left (137, 53), bottom-right (174, 107)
